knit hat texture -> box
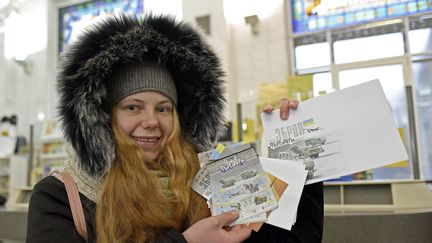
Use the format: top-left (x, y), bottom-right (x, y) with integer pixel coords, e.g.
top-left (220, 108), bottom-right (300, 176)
top-left (104, 61), bottom-right (178, 110)
top-left (57, 13), bottom-right (226, 177)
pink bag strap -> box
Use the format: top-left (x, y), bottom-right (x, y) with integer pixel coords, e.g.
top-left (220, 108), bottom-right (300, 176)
top-left (60, 171), bottom-right (88, 242)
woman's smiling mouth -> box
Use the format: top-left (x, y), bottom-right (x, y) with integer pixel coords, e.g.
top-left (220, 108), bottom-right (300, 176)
top-left (132, 136), bottom-right (159, 147)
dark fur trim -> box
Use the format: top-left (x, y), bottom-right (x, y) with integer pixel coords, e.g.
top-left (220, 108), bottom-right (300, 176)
top-left (57, 14), bottom-right (226, 176)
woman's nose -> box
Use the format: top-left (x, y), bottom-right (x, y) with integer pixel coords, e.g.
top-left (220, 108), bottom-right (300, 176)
top-left (140, 112), bottom-right (159, 129)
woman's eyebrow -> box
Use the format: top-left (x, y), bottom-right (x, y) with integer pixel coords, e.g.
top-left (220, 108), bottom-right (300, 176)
top-left (120, 98), bottom-right (143, 103)
top-left (157, 100), bottom-right (172, 105)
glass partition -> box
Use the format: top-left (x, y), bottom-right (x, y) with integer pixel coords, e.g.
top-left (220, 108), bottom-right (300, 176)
top-left (295, 42), bottom-right (331, 69)
top-left (333, 33), bottom-right (404, 64)
top-left (312, 72), bottom-right (333, 96)
top-left (412, 60), bottom-right (432, 180)
top-left (409, 28), bottom-right (432, 54)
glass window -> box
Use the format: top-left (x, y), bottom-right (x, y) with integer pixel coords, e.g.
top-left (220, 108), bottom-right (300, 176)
top-left (312, 72), bottom-right (333, 97)
top-left (339, 64), bottom-right (412, 180)
top-left (295, 42), bottom-right (331, 70)
top-left (412, 60), bottom-right (432, 180)
top-left (334, 33), bottom-right (404, 64)
top-left (409, 28), bottom-right (432, 54)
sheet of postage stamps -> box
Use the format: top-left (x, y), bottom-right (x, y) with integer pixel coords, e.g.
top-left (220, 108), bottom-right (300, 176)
top-left (193, 143), bottom-right (255, 200)
top-left (206, 146), bottom-right (278, 225)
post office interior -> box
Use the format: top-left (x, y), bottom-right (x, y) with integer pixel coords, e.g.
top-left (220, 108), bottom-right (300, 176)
top-left (0, 0), bottom-right (432, 242)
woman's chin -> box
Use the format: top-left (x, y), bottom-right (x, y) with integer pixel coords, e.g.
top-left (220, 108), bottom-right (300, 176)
top-left (140, 149), bottom-right (160, 161)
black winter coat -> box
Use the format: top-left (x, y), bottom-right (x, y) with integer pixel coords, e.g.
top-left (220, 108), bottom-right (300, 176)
top-left (26, 176), bottom-right (323, 243)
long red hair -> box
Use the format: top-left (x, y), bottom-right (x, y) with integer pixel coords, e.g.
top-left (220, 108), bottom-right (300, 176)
top-left (96, 109), bottom-right (210, 242)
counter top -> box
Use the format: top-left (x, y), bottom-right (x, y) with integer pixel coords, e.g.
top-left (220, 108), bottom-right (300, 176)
top-left (0, 206), bottom-right (28, 241)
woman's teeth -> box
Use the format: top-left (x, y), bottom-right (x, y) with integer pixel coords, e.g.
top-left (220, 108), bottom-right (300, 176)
top-left (133, 137), bottom-right (158, 143)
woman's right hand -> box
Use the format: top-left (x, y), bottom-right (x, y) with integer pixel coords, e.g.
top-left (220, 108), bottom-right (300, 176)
top-left (183, 211), bottom-right (251, 243)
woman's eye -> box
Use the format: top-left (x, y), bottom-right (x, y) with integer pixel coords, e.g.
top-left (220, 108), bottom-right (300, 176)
top-left (158, 107), bottom-right (171, 112)
top-left (126, 105), bottom-right (137, 111)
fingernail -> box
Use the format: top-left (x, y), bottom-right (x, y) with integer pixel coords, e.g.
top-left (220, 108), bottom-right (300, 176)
top-left (281, 112), bottom-right (288, 120)
top-left (231, 211), bottom-right (239, 217)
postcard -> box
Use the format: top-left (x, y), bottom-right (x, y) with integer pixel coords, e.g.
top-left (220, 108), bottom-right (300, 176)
top-left (247, 171), bottom-right (290, 232)
top-left (259, 157), bottom-right (307, 230)
top-left (261, 80), bottom-right (409, 184)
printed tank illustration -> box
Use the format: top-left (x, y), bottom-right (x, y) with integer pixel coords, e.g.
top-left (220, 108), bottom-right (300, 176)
top-left (277, 137), bottom-right (325, 177)
top-left (210, 147), bottom-right (279, 224)
top-left (268, 118), bottom-right (340, 179)
top-left (219, 178), bottom-right (237, 188)
top-left (283, 137), bottom-right (326, 159)
top-left (241, 170), bottom-right (257, 180)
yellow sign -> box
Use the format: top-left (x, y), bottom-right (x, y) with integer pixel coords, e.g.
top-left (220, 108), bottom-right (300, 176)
top-left (385, 128), bottom-right (409, 168)
top-left (255, 75), bottom-right (314, 139)
top-left (287, 74), bottom-right (314, 102)
top-left (232, 118), bottom-right (255, 142)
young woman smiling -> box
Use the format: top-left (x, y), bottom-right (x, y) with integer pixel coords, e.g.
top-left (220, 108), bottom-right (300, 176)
top-left (26, 13), bottom-right (323, 243)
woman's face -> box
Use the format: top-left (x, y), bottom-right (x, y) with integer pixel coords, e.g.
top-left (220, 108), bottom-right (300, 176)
top-left (114, 91), bottom-right (174, 161)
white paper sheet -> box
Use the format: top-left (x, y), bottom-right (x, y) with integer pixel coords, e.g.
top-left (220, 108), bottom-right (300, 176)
top-left (261, 80), bottom-right (408, 184)
top-left (260, 157), bottom-right (308, 230)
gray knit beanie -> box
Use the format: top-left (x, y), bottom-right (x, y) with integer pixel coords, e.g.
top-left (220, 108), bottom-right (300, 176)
top-left (103, 61), bottom-right (178, 110)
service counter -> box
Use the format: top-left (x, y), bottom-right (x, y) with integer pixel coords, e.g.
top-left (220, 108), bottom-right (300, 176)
top-left (322, 180), bottom-right (432, 243)
top-left (0, 206), bottom-right (27, 242)
top-left (323, 208), bottom-right (432, 243)
top-left (1, 180), bottom-right (432, 242)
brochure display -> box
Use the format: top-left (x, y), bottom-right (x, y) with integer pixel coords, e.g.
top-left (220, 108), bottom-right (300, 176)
top-left (31, 119), bottom-right (67, 185)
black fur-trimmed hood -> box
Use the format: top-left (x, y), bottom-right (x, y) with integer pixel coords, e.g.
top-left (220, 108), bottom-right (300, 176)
top-left (57, 13), bottom-right (226, 177)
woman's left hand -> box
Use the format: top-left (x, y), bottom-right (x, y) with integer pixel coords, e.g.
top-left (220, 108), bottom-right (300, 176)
top-left (263, 98), bottom-right (299, 120)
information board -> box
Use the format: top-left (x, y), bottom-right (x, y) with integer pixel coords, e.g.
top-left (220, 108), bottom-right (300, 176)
top-left (59, 0), bottom-right (144, 52)
top-left (291, 0), bottom-right (432, 33)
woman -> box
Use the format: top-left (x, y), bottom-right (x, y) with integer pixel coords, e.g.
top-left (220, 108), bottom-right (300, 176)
top-left (27, 13), bottom-right (322, 242)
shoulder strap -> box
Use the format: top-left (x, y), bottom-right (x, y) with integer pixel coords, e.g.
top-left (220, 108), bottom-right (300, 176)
top-left (59, 171), bottom-right (89, 242)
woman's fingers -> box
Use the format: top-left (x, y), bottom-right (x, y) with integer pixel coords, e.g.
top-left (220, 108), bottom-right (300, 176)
top-left (263, 104), bottom-right (274, 114)
top-left (263, 98), bottom-right (299, 120)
